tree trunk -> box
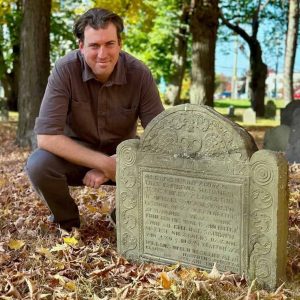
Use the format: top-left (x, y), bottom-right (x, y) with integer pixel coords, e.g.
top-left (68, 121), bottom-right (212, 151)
top-left (190, 0), bottom-right (219, 106)
top-left (283, 0), bottom-right (299, 105)
top-left (0, 0), bottom-right (21, 111)
top-left (165, 1), bottom-right (189, 106)
top-left (249, 40), bottom-right (267, 117)
top-left (220, 6), bottom-right (267, 117)
top-left (17, 0), bottom-right (51, 148)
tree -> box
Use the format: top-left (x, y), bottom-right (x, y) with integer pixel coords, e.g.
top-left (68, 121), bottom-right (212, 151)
top-left (0, 0), bottom-right (21, 111)
top-left (17, 0), bottom-right (51, 148)
top-left (220, 0), bottom-right (287, 117)
top-left (283, 0), bottom-right (299, 104)
top-left (165, 0), bottom-right (190, 105)
top-left (189, 0), bottom-right (219, 106)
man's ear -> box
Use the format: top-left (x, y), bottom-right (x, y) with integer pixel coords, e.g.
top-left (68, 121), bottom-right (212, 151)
top-left (79, 40), bottom-right (84, 52)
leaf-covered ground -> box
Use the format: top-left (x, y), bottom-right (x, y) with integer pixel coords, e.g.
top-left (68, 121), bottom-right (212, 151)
top-left (0, 122), bottom-right (300, 300)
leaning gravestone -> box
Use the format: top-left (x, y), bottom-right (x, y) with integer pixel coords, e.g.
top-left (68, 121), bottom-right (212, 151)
top-left (116, 104), bottom-right (288, 289)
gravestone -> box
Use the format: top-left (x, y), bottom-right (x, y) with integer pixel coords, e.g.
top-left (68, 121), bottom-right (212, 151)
top-left (243, 108), bottom-right (256, 124)
top-left (286, 108), bottom-right (300, 163)
top-left (264, 100), bottom-right (277, 119)
top-left (280, 100), bottom-right (300, 126)
top-left (263, 125), bottom-right (290, 152)
top-left (116, 104), bottom-right (288, 289)
top-left (0, 97), bottom-right (8, 121)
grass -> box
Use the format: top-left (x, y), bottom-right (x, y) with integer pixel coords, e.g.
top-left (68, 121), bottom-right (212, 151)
top-left (164, 98), bottom-right (283, 127)
top-left (8, 98), bottom-right (283, 128)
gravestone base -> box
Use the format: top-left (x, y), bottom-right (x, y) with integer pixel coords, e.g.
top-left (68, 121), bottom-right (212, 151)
top-left (116, 104), bottom-right (288, 289)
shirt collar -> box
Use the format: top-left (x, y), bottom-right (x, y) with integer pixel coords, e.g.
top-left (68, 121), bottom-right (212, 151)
top-left (81, 50), bottom-right (127, 85)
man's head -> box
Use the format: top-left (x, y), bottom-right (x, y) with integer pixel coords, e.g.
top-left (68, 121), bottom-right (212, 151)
top-left (74, 8), bottom-right (124, 82)
top-left (74, 8), bottom-right (124, 43)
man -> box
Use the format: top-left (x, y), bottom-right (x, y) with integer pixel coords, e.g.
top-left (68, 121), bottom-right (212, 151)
top-left (26, 8), bottom-right (164, 231)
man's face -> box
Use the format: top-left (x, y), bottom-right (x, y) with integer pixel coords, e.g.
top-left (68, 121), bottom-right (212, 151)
top-left (79, 23), bottom-right (121, 82)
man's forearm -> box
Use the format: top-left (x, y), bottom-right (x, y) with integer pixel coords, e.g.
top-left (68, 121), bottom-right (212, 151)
top-left (37, 134), bottom-right (116, 180)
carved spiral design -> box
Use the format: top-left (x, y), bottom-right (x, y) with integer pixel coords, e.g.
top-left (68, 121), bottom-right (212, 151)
top-left (122, 232), bottom-right (137, 249)
top-left (252, 188), bottom-right (273, 209)
top-left (121, 192), bottom-right (137, 209)
top-left (118, 145), bottom-right (136, 166)
top-left (254, 258), bottom-right (271, 279)
top-left (122, 213), bottom-right (137, 230)
top-left (252, 162), bottom-right (274, 186)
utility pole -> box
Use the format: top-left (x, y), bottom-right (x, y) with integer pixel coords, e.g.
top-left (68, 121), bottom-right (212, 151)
top-left (231, 34), bottom-right (239, 99)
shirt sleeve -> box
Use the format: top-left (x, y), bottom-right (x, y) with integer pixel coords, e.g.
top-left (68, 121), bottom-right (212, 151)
top-left (34, 62), bottom-right (70, 135)
top-left (138, 68), bottom-right (165, 129)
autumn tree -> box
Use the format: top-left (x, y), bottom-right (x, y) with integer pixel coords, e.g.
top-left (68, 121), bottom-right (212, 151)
top-left (189, 0), bottom-right (219, 106)
top-left (17, 0), bottom-right (51, 147)
top-left (220, 0), bottom-right (286, 116)
top-left (283, 0), bottom-right (299, 104)
top-left (165, 0), bottom-right (190, 105)
top-left (0, 0), bottom-right (21, 111)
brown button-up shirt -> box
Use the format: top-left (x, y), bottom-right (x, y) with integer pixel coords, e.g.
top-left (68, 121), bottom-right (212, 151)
top-left (35, 50), bottom-right (164, 154)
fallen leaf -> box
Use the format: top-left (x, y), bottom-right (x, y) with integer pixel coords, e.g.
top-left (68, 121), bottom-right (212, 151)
top-left (63, 236), bottom-right (79, 246)
top-left (65, 281), bottom-right (76, 291)
top-left (7, 239), bottom-right (25, 250)
top-left (208, 263), bottom-right (221, 279)
top-left (160, 272), bottom-right (171, 289)
top-left (50, 243), bottom-right (68, 252)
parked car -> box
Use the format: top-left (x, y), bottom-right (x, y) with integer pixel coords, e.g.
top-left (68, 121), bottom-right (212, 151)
top-left (294, 90), bottom-right (300, 100)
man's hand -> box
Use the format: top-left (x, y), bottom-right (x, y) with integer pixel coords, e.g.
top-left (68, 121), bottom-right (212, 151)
top-left (83, 169), bottom-right (109, 188)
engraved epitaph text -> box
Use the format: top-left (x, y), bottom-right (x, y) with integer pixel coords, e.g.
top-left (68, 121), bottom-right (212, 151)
top-left (142, 171), bottom-right (244, 273)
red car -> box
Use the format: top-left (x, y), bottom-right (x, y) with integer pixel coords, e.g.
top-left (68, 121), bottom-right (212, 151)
top-left (294, 90), bottom-right (300, 100)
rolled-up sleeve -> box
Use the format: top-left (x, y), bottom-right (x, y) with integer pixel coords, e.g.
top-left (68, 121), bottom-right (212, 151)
top-left (139, 68), bottom-right (164, 128)
top-left (34, 63), bottom-right (70, 135)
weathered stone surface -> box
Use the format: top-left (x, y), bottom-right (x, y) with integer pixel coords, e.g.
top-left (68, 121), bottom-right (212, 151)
top-left (116, 104), bottom-right (288, 289)
top-left (263, 125), bottom-right (290, 152)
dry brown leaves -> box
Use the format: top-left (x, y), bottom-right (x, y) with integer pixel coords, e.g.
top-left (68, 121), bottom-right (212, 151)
top-left (0, 123), bottom-right (300, 299)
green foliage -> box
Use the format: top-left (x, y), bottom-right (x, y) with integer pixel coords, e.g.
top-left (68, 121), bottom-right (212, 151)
top-left (50, 0), bottom-right (91, 65)
top-left (123, 0), bottom-right (182, 81)
top-left (0, 0), bottom-right (21, 76)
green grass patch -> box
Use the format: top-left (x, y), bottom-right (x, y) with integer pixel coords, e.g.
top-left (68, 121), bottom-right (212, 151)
top-left (214, 98), bottom-right (285, 109)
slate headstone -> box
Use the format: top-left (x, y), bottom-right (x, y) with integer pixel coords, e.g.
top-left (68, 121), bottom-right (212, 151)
top-left (286, 108), bottom-right (300, 163)
top-left (116, 104), bottom-right (288, 289)
top-left (263, 125), bottom-right (290, 152)
top-left (280, 100), bottom-right (300, 126)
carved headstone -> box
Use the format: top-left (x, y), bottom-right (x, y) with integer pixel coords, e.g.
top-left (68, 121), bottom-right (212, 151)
top-left (116, 104), bottom-right (288, 289)
top-left (243, 108), bottom-right (256, 124)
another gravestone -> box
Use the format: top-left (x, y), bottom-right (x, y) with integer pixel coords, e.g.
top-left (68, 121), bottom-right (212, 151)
top-left (116, 104), bottom-right (288, 289)
top-left (286, 108), bottom-right (300, 163)
top-left (263, 125), bottom-right (290, 152)
top-left (280, 100), bottom-right (300, 126)
top-left (243, 108), bottom-right (256, 124)
top-left (0, 97), bottom-right (8, 121)
top-left (264, 100), bottom-right (277, 119)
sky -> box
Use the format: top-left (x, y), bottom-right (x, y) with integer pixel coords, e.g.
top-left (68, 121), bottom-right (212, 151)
top-left (215, 37), bottom-right (300, 78)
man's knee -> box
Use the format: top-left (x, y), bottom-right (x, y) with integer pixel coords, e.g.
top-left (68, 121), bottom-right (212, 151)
top-left (25, 149), bottom-right (62, 184)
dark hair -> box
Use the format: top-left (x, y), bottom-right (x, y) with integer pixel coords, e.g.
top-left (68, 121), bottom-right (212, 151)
top-left (73, 8), bottom-right (124, 42)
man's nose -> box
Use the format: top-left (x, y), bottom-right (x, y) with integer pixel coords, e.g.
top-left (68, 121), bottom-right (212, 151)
top-left (97, 46), bottom-right (107, 58)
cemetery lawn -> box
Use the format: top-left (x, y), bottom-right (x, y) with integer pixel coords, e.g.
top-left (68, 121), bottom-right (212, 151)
top-left (1, 121), bottom-right (300, 299)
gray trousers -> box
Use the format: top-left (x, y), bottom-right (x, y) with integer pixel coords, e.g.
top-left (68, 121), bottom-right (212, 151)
top-left (26, 149), bottom-right (90, 228)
